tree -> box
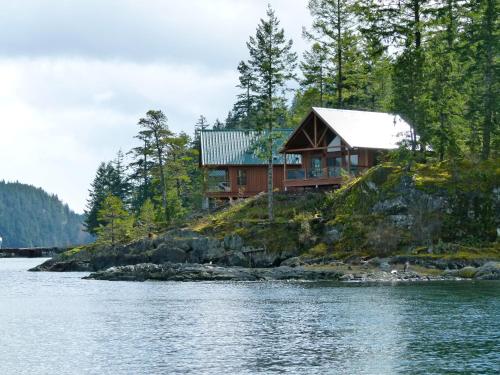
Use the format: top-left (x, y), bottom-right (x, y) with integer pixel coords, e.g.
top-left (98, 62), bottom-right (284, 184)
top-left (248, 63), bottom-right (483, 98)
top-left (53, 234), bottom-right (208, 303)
top-left (128, 130), bottom-right (155, 212)
top-left (193, 115), bottom-right (209, 150)
top-left (135, 198), bottom-right (157, 238)
top-left (463, 0), bottom-right (498, 159)
top-left (138, 110), bottom-right (173, 221)
top-left (300, 42), bottom-right (331, 107)
top-left (84, 161), bottom-right (125, 235)
top-left (229, 61), bottom-right (260, 129)
top-left (246, 5), bottom-right (297, 221)
top-left (96, 194), bottom-right (133, 247)
top-left (305, 0), bottom-right (359, 108)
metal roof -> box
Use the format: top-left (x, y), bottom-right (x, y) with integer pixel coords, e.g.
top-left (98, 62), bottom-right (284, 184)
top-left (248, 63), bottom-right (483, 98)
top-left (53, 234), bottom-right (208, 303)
top-left (200, 129), bottom-right (301, 166)
top-left (311, 107), bottom-right (412, 149)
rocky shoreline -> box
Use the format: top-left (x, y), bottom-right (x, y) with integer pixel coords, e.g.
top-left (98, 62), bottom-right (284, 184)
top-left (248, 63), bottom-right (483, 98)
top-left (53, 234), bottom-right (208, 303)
top-left (81, 261), bottom-right (500, 282)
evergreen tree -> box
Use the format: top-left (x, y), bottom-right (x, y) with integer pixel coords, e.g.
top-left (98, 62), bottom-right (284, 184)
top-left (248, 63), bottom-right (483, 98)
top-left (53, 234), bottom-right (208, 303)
top-left (135, 199), bottom-right (157, 238)
top-left (305, 0), bottom-right (358, 108)
top-left (229, 61), bottom-right (260, 129)
top-left (463, 0), bottom-right (498, 159)
top-left (246, 5), bottom-right (297, 221)
top-left (300, 42), bottom-right (331, 107)
top-left (138, 110), bottom-right (173, 221)
top-left (193, 115), bottom-right (209, 150)
top-left (128, 131), bottom-right (155, 212)
top-left (96, 194), bottom-right (133, 247)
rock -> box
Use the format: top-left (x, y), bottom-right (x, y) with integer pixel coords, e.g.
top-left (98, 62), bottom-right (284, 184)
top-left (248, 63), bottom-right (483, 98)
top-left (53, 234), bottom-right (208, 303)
top-left (389, 214), bottom-right (414, 228)
top-left (474, 262), bottom-right (500, 280)
top-left (373, 196), bottom-right (408, 214)
top-left (324, 227), bottom-right (341, 244)
top-left (224, 251), bottom-right (249, 267)
top-left (443, 266), bottom-right (481, 279)
top-left (84, 263), bottom-right (344, 282)
top-left (223, 235), bottom-right (244, 251)
top-left (151, 245), bottom-right (188, 264)
top-left (379, 261), bottom-right (391, 272)
top-left (280, 257), bottom-right (302, 267)
top-left (189, 237), bottom-right (225, 263)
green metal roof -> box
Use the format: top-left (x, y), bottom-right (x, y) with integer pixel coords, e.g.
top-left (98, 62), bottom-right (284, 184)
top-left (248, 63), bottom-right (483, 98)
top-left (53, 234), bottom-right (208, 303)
top-left (200, 129), bottom-right (301, 166)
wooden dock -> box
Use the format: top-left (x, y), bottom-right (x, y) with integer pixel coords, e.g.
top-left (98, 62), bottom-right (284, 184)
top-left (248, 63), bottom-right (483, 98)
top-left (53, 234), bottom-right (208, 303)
top-left (0, 247), bottom-right (69, 258)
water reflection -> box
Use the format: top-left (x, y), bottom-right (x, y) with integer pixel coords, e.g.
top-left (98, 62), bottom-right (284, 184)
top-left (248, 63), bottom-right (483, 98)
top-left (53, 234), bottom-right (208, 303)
top-left (0, 259), bottom-right (498, 375)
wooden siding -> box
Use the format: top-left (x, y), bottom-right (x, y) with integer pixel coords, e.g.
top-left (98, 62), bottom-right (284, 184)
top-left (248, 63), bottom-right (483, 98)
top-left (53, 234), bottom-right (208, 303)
top-left (205, 165), bottom-right (300, 198)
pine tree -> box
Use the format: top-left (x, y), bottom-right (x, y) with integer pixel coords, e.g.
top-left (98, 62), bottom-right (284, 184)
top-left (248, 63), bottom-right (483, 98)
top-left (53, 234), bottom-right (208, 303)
top-left (246, 5), bottom-right (297, 221)
top-left (135, 198), bottom-right (157, 238)
top-left (128, 130), bottom-right (155, 212)
top-left (305, 0), bottom-right (359, 108)
top-left (300, 42), bottom-right (331, 107)
top-left (463, 0), bottom-right (498, 159)
top-left (96, 194), bottom-right (133, 247)
top-left (138, 110), bottom-right (173, 221)
top-left (230, 61), bottom-right (259, 129)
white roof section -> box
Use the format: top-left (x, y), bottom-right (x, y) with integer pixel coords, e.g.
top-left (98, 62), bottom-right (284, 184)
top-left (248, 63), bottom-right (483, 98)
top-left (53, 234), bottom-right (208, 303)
top-left (312, 107), bottom-right (412, 149)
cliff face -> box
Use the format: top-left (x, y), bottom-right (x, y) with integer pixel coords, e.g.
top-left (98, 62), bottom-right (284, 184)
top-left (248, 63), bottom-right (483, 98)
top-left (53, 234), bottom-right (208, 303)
top-left (33, 159), bottom-right (499, 273)
top-left (320, 160), bottom-right (499, 260)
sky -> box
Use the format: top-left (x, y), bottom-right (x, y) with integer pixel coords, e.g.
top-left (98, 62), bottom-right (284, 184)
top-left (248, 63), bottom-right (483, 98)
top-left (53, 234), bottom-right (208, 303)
top-left (0, 0), bottom-right (311, 213)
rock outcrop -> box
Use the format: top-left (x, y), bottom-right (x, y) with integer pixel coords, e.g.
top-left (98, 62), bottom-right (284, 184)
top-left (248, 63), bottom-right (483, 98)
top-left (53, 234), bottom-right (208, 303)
top-left (83, 263), bottom-right (344, 282)
top-left (30, 230), bottom-right (292, 272)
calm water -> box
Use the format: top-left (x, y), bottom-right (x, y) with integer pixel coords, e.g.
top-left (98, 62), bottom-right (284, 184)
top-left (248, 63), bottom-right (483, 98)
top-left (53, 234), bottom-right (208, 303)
top-left (0, 258), bottom-right (498, 375)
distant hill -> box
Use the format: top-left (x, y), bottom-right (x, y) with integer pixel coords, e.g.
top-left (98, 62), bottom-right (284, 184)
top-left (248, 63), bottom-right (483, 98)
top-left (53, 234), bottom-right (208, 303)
top-left (0, 181), bottom-right (93, 248)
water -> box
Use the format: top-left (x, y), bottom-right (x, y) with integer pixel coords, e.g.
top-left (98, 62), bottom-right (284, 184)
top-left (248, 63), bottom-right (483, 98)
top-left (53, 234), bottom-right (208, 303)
top-left (0, 258), bottom-right (499, 375)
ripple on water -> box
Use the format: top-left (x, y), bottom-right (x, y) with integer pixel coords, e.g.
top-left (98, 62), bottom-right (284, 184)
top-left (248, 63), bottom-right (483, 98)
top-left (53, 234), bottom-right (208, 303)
top-left (0, 258), bottom-right (499, 375)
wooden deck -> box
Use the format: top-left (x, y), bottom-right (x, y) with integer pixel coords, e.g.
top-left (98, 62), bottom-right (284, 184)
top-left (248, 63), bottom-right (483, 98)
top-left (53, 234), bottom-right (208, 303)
top-left (284, 176), bottom-right (343, 188)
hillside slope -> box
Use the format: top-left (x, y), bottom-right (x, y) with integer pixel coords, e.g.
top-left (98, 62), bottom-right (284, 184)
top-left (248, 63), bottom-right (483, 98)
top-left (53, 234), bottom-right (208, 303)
top-left (192, 159), bottom-right (499, 261)
top-left (34, 159), bottom-right (499, 274)
top-left (0, 181), bottom-right (93, 247)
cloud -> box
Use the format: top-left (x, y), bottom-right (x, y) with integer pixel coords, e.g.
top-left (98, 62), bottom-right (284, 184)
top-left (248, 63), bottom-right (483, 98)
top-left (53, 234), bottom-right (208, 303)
top-left (0, 58), bottom-right (238, 212)
top-left (0, 0), bottom-right (312, 213)
top-left (0, 0), bottom-right (308, 68)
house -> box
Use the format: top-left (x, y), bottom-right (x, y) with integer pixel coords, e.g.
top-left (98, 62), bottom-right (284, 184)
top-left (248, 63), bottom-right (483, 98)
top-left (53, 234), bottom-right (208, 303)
top-left (200, 129), bottom-right (301, 205)
top-left (280, 107), bottom-right (412, 190)
top-left (200, 108), bottom-right (412, 205)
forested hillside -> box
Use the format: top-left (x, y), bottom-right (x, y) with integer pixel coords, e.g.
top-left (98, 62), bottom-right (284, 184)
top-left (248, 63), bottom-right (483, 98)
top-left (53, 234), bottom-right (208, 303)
top-left (83, 1), bottom-right (497, 246)
top-left (0, 181), bottom-right (93, 248)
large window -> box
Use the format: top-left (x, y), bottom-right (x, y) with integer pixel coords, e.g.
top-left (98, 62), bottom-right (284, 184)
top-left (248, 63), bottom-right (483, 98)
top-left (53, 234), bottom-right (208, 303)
top-left (207, 169), bottom-right (230, 192)
top-left (327, 157), bottom-right (342, 177)
top-left (309, 155), bottom-right (323, 178)
top-left (237, 169), bottom-right (247, 186)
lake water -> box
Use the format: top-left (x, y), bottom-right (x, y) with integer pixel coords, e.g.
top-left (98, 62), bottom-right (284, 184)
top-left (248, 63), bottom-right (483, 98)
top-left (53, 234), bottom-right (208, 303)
top-left (0, 258), bottom-right (498, 375)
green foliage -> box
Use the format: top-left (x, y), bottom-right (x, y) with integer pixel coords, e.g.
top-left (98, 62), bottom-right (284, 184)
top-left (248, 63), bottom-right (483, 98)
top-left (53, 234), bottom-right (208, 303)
top-left (134, 199), bottom-right (157, 238)
top-left (96, 194), bottom-right (134, 247)
top-left (0, 181), bottom-right (93, 248)
top-left (192, 193), bottom-right (324, 253)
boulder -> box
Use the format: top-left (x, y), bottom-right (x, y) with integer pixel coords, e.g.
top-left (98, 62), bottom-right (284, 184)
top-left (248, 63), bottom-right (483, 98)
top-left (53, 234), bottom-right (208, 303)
top-left (223, 235), bottom-right (244, 251)
top-left (280, 257), bottom-right (302, 267)
top-left (224, 251), bottom-right (249, 267)
top-left (474, 262), bottom-right (500, 280)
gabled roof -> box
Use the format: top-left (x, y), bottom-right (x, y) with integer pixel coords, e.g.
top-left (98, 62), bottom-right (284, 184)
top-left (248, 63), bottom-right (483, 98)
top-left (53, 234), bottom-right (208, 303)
top-left (285, 107), bottom-right (412, 150)
top-left (200, 129), bottom-right (301, 166)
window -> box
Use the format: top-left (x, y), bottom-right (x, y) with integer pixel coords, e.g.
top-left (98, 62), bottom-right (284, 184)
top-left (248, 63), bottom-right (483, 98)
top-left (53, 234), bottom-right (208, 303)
top-left (350, 154), bottom-right (358, 166)
top-left (327, 157), bottom-right (342, 177)
top-left (207, 169), bottom-right (230, 192)
top-left (237, 169), bottom-right (247, 186)
top-left (309, 155), bottom-right (323, 178)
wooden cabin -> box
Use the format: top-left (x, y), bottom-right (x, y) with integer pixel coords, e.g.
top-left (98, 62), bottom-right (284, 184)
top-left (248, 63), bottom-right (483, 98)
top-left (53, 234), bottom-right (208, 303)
top-left (200, 108), bottom-right (411, 205)
top-left (200, 129), bottom-right (301, 206)
top-left (280, 107), bottom-right (412, 190)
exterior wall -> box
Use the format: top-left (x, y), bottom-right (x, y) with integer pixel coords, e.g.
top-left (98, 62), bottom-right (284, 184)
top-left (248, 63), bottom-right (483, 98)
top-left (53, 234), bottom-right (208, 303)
top-left (205, 164), bottom-right (300, 199)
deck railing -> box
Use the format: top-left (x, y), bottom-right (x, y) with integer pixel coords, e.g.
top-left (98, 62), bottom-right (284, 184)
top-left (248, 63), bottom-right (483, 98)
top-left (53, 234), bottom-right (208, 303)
top-left (286, 166), bottom-right (368, 181)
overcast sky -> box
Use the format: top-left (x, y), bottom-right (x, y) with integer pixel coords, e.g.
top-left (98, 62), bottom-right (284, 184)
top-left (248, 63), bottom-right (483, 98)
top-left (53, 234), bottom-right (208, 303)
top-left (0, 0), bottom-right (311, 213)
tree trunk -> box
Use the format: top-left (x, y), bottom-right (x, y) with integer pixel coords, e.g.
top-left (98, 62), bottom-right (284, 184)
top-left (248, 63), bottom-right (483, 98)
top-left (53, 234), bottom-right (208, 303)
top-left (481, 0), bottom-right (495, 160)
top-left (336, 0), bottom-right (343, 108)
top-left (154, 132), bottom-right (168, 221)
